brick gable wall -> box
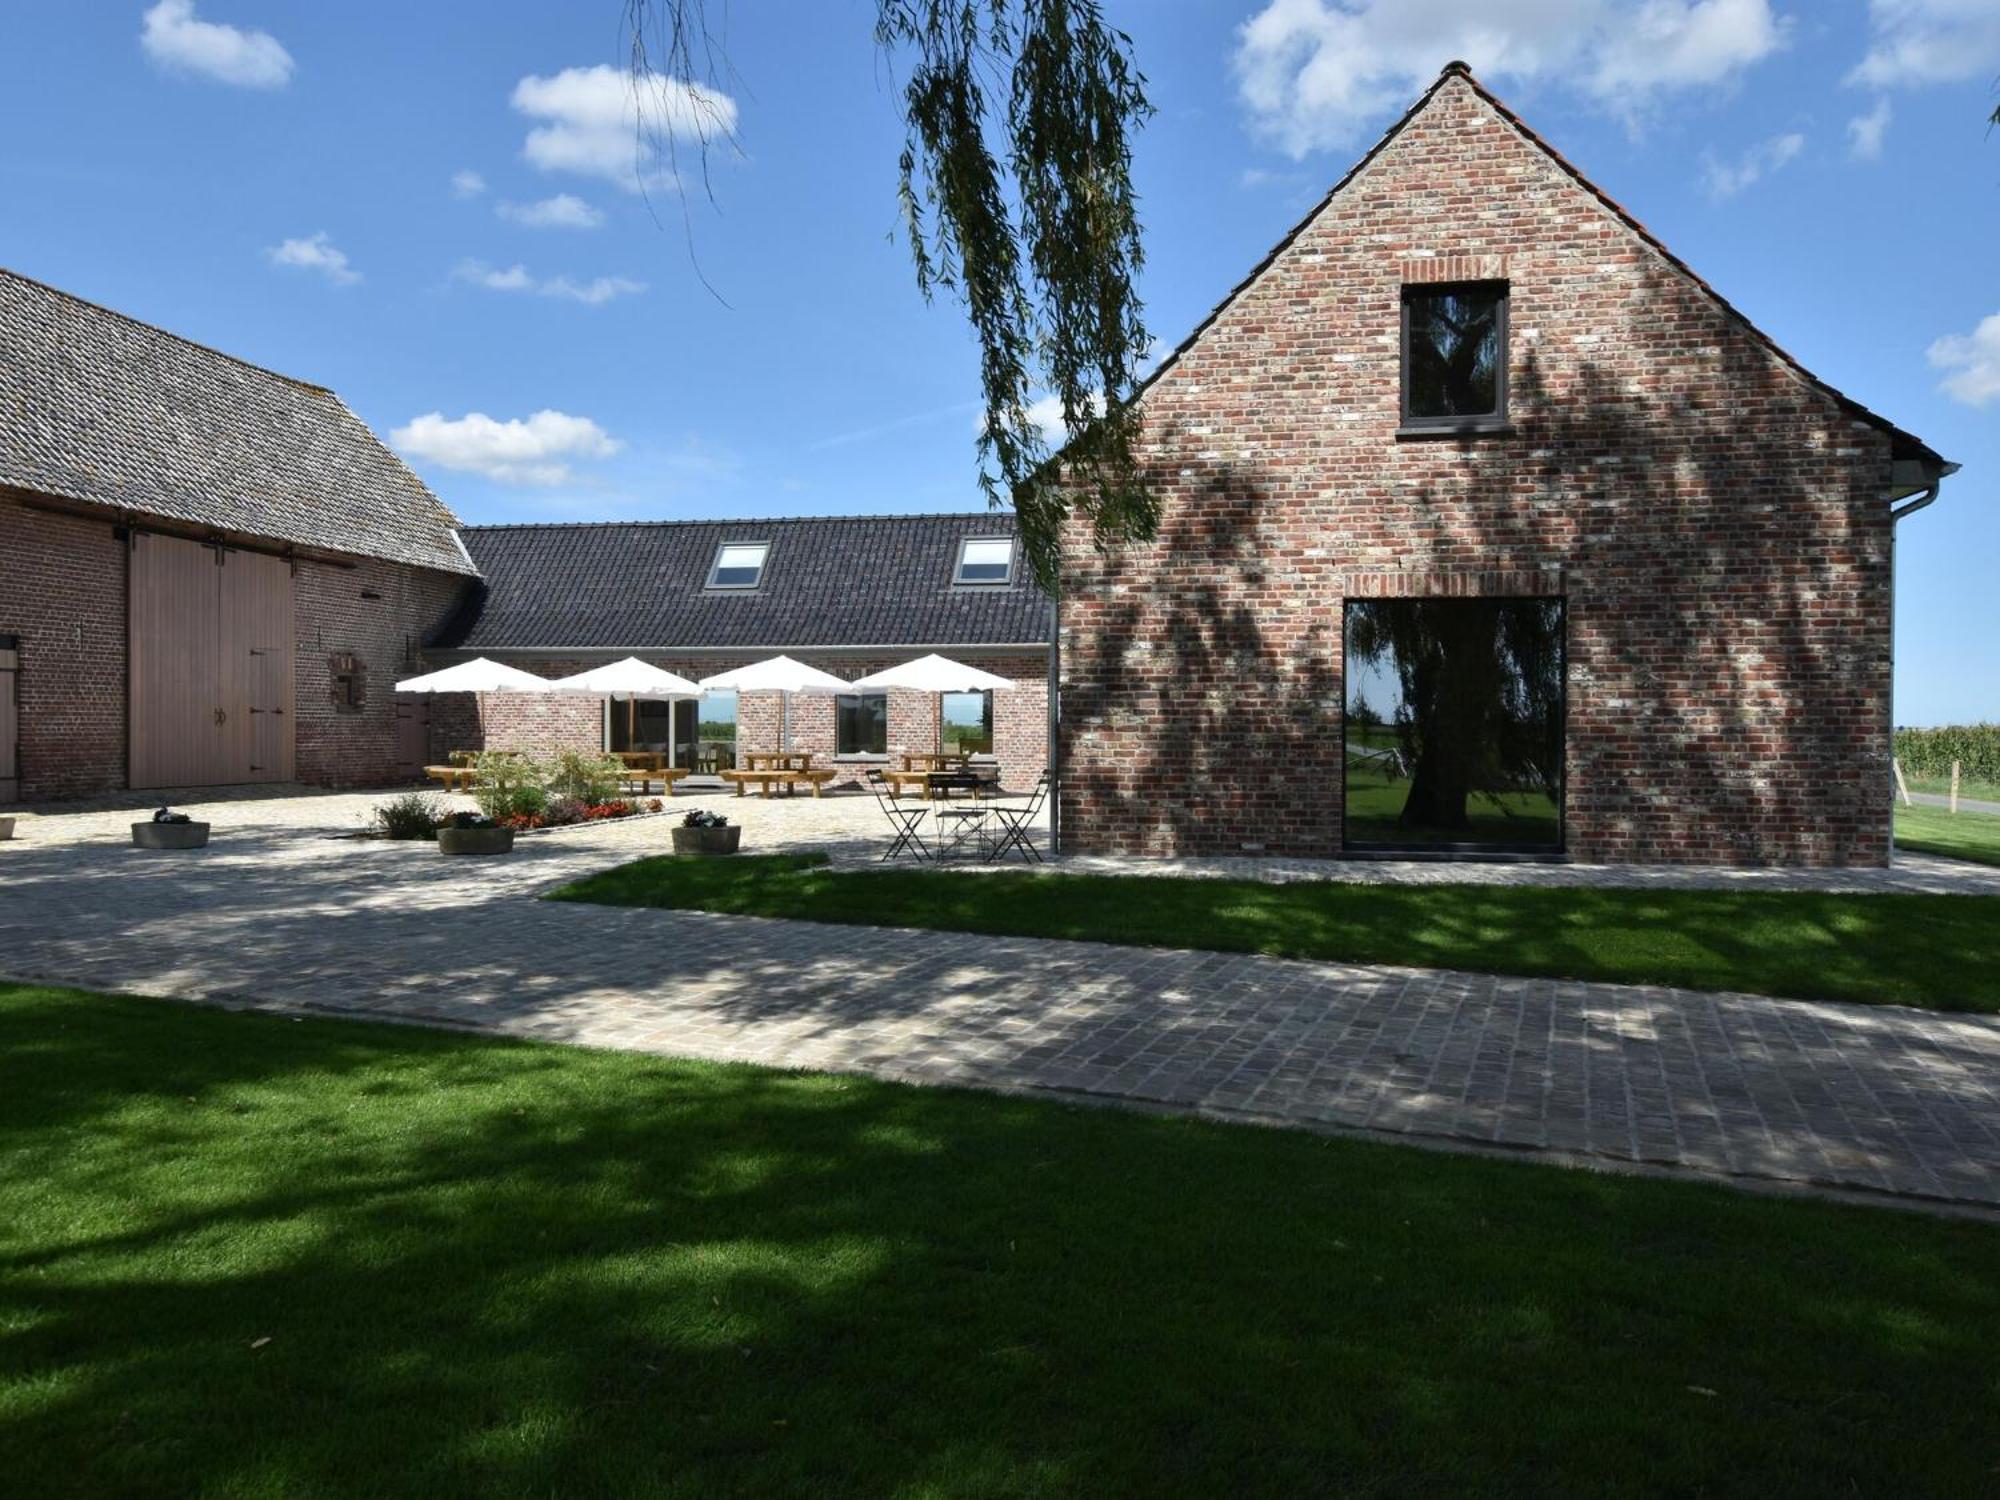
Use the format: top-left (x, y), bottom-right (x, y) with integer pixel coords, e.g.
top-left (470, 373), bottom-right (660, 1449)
top-left (1057, 76), bottom-right (1896, 867)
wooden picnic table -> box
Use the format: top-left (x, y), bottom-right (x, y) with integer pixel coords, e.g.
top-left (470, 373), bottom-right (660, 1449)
top-left (883, 751), bottom-right (971, 800)
top-left (721, 751), bottom-right (836, 798)
top-left (424, 764), bottom-right (478, 792)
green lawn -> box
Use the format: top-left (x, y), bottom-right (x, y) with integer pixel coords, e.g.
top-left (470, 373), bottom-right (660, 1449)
top-left (1896, 802), bottom-right (2000, 868)
top-left (3, 982), bottom-right (1997, 1498)
top-left (554, 854), bottom-right (2000, 1014)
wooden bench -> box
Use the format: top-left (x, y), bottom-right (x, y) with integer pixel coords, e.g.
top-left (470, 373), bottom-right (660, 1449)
top-left (424, 764), bottom-right (478, 792)
top-left (719, 768), bottom-right (837, 798)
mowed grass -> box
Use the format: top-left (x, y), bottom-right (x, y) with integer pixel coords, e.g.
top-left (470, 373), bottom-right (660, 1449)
top-left (3, 982), bottom-right (1998, 1498)
top-left (553, 854), bottom-right (2000, 1013)
top-left (1896, 802), bottom-right (2000, 868)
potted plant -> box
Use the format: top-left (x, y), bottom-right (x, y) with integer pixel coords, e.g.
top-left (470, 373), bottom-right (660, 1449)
top-left (671, 808), bottom-right (740, 856)
top-left (132, 807), bottom-right (209, 850)
top-left (436, 809), bottom-right (516, 856)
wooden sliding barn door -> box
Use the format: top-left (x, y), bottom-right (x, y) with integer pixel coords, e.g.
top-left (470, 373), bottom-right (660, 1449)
top-left (129, 533), bottom-right (295, 789)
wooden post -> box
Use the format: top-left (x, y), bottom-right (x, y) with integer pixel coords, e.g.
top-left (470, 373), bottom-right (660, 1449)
top-left (1893, 758), bottom-right (1912, 807)
top-left (1951, 760), bottom-right (1961, 815)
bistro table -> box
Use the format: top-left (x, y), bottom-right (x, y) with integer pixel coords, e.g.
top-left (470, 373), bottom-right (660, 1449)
top-left (926, 768), bottom-right (1001, 858)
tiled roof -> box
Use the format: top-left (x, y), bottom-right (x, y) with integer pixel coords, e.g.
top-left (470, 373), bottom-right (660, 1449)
top-left (0, 268), bottom-right (474, 574)
top-left (439, 513), bottom-right (1050, 652)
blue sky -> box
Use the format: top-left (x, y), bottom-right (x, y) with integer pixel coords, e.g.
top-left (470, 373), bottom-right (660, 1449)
top-left (0, 2), bottom-right (1994, 723)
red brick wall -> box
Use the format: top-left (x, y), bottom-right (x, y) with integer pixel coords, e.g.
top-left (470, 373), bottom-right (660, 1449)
top-left (445, 651), bottom-right (1049, 791)
top-left (1058, 76), bottom-right (1897, 867)
top-left (0, 495), bottom-right (127, 800)
top-left (0, 492), bottom-right (472, 802)
top-left (293, 554), bottom-right (469, 787)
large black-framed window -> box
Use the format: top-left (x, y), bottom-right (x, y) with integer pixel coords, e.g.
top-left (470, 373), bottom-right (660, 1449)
top-left (1400, 281), bottom-right (1508, 433)
top-left (940, 690), bottom-right (994, 755)
top-left (836, 692), bottom-right (888, 756)
top-left (1343, 596), bottom-right (1564, 852)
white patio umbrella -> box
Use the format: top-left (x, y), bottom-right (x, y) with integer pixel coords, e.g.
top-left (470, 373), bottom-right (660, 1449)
top-left (848, 653), bottom-right (1017, 754)
top-left (547, 658), bottom-right (702, 757)
top-left (696, 654), bottom-right (852, 752)
top-left (394, 657), bottom-right (551, 694)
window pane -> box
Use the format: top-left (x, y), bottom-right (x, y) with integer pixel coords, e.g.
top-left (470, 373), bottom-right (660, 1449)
top-left (956, 538), bottom-right (1013, 584)
top-left (1406, 287), bottom-right (1502, 420)
top-left (940, 690), bottom-right (993, 755)
top-left (836, 693), bottom-right (887, 755)
top-left (711, 543), bottom-right (768, 588)
top-left (698, 690), bottom-right (738, 769)
top-left (608, 698), bottom-right (675, 753)
top-left (1343, 598), bottom-right (1563, 848)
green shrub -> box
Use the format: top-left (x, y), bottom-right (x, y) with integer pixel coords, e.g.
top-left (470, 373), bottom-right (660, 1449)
top-left (470, 753), bottom-right (548, 821)
top-left (1894, 724), bottom-right (2000, 783)
top-left (373, 793), bottom-right (443, 841)
top-left (545, 751), bottom-right (626, 807)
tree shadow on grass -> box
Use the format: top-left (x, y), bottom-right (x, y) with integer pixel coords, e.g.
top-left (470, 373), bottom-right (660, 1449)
top-left (2, 987), bottom-right (1998, 1498)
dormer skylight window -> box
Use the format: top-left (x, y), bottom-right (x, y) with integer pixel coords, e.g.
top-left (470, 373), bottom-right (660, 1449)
top-left (707, 542), bottom-right (769, 589)
top-left (955, 537), bottom-right (1014, 586)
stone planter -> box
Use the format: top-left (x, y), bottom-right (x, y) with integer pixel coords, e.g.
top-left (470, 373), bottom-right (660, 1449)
top-left (132, 821), bottom-right (210, 850)
top-left (672, 825), bottom-right (741, 856)
top-left (437, 825), bottom-right (516, 856)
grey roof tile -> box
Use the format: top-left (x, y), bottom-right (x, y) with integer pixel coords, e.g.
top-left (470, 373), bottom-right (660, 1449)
top-left (0, 268), bottom-right (474, 574)
top-left (441, 513), bottom-right (1049, 651)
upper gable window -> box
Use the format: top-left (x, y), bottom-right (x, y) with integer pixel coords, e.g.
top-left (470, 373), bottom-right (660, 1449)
top-left (707, 542), bottom-right (769, 589)
top-left (1401, 282), bottom-right (1508, 434)
top-left (955, 537), bottom-right (1014, 586)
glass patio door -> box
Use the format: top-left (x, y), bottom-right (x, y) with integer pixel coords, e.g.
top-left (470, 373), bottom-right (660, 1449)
top-left (1343, 597), bottom-right (1565, 852)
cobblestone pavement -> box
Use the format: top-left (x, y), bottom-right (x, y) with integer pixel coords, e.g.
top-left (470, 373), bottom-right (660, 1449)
top-left (3, 786), bottom-right (1997, 1210)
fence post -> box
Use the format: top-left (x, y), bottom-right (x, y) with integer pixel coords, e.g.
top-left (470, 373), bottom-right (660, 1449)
top-left (1892, 758), bottom-right (1911, 807)
top-left (1950, 760), bottom-right (1961, 815)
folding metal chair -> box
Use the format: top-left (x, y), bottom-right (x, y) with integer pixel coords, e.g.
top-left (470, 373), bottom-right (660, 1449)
top-left (867, 769), bottom-right (932, 862)
top-left (982, 772), bottom-right (1050, 862)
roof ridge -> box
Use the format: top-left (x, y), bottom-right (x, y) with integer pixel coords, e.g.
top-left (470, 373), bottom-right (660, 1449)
top-left (461, 510), bottom-right (1019, 532)
top-left (0, 266), bottom-right (333, 394)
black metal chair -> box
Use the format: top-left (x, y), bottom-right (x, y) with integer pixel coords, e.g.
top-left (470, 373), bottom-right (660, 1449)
top-left (866, 769), bottom-right (932, 862)
top-left (982, 772), bottom-right (1050, 862)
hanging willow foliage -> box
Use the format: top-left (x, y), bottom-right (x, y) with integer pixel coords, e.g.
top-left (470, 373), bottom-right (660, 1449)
top-left (625, 0), bottom-right (1158, 591)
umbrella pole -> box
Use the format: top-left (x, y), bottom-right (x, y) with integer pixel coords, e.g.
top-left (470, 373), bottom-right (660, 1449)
top-left (935, 694), bottom-right (942, 755)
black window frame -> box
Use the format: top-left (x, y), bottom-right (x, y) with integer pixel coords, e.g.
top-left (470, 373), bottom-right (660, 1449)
top-left (954, 536), bottom-right (1016, 587)
top-left (1399, 280), bottom-right (1510, 437)
top-left (706, 540), bottom-right (771, 590)
top-left (835, 692), bottom-right (889, 757)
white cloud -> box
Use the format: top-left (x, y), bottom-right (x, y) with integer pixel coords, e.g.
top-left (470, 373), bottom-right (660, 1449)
top-left (510, 64), bottom-right (738, 192)
top-left (266, 232), bottom-right (359, 285)
top-left (452, 169), bottom-right (487, 199)
top-left (497, 193), bottom-right (604, 229)
top-left (1850, 0), bottom-right (2000, 89)
top-left (390, 410), bottom-right (623, 487)
top-left (1699, 130), bottom-right (1804, 198)
top-left (451, 259), bottom-right (646, 305)
top-left (1005, 393), bottom-right (1108, 446)
top-left (1846, 97), bottom-right (1893, 160)
top-left (140, 0), bottom-right (292, 89)
top-left (1234, 0), bottom-right (1787, 156)
top-left (1928, 312), bottom-right (2000, 407)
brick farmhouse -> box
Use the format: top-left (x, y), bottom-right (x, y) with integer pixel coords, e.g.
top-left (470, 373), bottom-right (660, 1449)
top-left (1056, 65), bottom-right (1953, 867)
top-left (0, 64), bottom-right (1954, 865)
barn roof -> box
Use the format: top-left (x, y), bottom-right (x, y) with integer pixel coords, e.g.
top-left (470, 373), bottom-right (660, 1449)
top-left (0, 268), bottom-right (474, 574)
